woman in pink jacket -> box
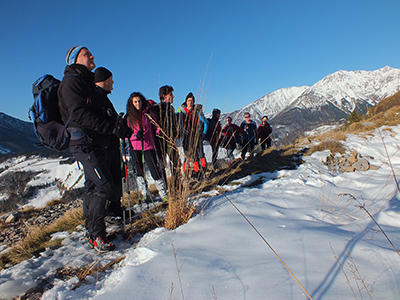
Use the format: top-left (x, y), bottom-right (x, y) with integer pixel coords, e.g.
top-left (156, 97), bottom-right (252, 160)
top-left (126, 92), bottom-right (168, 202)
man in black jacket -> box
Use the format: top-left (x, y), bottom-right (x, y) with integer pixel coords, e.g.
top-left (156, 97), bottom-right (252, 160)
top-left (58, 46), bottom-right (127, 252)
top-left (94, 67), bottom-right (124, 223)
top-left (240, 112), bottom-right (257, 159)
top-left (154, 85), bottom-right (181, 192)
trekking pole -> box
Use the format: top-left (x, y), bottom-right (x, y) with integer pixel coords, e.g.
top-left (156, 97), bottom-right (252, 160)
top-left (119, 138), bottom-right (126, 229)
top-left (128, 138), bottom-right (146, 225)
top-left (121, 138), bottom-right (133, 226)
top-left (140, 126), bottom-right (156, 206)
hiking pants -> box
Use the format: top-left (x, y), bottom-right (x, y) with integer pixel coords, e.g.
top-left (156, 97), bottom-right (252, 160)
top-left (131, 150), bottom-right (162, 181)
top-left (70, 145), bottom-right (115, 239)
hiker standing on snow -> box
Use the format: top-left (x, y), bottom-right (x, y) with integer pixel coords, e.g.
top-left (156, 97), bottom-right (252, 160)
top-left (58, 46), bottom-right (130, 252)
top-left (93, 67), bottom-right (124, 223)
top-left (257, 115), bottom-right (273, 150)
top-left (178, 92), bottom-right (207, 176)
top-left (240, 112), bottom-right (257, 159)
top-left (126, 92), bottom-right (168, 202)
top-left (153, 85), bottom-right (181, 191)
top-left (220, 116), bottom-right (243, 164)
top-left (206, 108), bottom-right (222, 168)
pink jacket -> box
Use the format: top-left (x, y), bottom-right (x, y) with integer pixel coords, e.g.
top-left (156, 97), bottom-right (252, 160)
top-left (128, 107), bottom-right (160, 151)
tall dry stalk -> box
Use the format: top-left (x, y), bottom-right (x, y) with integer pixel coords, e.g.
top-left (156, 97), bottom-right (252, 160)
top-left (172, 243), bottom-right (185, 300)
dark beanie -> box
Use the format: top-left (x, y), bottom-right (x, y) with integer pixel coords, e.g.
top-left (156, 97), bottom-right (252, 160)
top-left (94, 67), bottom-right (113, 83)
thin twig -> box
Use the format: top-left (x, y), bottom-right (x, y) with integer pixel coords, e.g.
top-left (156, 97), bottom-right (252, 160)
top-left (342, 193), bottom-right (400, 257)
top-left (377, 128), bottom-right (400, 194)
top-left (330, 243), bottom-right (358, 299)
top-left (172, 243), bottom-right (185, 300)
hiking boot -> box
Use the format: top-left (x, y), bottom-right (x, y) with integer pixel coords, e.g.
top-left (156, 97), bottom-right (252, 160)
top-left (193, 161), bottom-right (200, 173)
top-left (106, 232), bottom-right (117, 242)
top-left (200, 157), bottom-right (207, 168)
top-left (93, 236), bottom-right (115, 253)
top-left (84, 230), bottom-right (94, 249)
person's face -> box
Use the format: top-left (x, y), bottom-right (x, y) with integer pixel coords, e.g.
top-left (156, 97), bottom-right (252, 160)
top-left (226, 118), bottom-right (232, 125)
top-left (186, 98), bottom-right (194, 110)
top-left (104, 76), bottom-right (114, 92)
top-left (164, 92), bottom-right (174, 103)
top-left (263, 118), bottom-right (268, 124)
top-left (244, 114), bottom-right (251, 123)
top-left (76, 48), bottom-right (96, 71)
top-left (132, 96), bottom-right (142, 110)
top-left (216, 112), bottom-right (221, 120)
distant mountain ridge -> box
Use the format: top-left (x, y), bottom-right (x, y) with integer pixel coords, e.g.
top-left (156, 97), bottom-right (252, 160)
top-left (0, 112), bottom-right (59, 157)
top-left (225, 66), bottom-right (400, 142)
top-left (2, 66), bottom-right (400, 155)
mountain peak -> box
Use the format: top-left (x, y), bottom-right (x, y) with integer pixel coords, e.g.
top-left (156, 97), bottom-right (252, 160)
top-left (225, 66), bottom-right (400, 144)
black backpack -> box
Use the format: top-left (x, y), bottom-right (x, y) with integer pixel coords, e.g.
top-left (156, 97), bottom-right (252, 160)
top-left (29, 74), bottom-right (71, 151)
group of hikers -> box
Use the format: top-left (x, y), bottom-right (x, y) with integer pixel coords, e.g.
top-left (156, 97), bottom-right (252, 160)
top-left (58, 46), bottom-right (272, 252)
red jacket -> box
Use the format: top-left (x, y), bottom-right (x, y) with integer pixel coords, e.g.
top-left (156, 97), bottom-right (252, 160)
top-left (257, 123), bottom-right (272, 141)
top-left (221, 124), bottom-right (243, 145)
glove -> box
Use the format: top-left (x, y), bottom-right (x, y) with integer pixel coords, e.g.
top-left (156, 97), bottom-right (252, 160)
top-left (113, 113), bottom-right (133, 139)
top-left (136, 129), bottom-right (144, 140)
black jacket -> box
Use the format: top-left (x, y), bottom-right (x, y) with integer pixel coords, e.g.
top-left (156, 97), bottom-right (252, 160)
top-left (154, 101), bottom-right (178, 139)
top-left (58, 64), bottom-right (115, 147)
top-left (240, 120), bottom-right (257, 141)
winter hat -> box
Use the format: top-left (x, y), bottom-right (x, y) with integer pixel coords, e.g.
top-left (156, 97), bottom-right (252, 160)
top-left (94, 67), bottom-right (113, 83)
top-left (212, 108), bottom-right (221, 118)
top-left (226, 116), bottom-right (232, 121)
top-left (66, 46), bottom-right (85, 65)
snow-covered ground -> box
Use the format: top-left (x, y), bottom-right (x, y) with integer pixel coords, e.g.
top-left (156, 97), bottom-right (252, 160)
top-left (0, 155), bottom-right (85, 208)
top-left (1, 125), bottom-right (400, 300)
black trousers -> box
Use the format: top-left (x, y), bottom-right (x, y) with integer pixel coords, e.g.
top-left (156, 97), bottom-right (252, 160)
top-left (70, 145), bottom-right (119, 239)
top-left (260, 137), bottom-right (272, 150)
top-left (210, 139), bottom-right (221, 166)
top-left (155, 136), bottom-right (181, 187)
top-left (131, 149), bottom-right (162, 180)
top-left (241, 139), bottom-right (255, 157)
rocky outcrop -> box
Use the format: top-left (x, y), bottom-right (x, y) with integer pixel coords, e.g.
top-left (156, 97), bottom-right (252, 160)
top-left (0, 199), bottom-right (82, 249)
top-left (324, 151), bottom-right (379, 172)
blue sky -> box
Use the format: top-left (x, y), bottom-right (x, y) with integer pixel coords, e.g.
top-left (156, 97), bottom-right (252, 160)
top-left (1, 0), bottom-right (399, 121)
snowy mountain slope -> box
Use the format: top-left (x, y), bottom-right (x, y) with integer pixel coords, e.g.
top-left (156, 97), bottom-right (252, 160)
top-left (0, 156), bottom-right (84, 208)
top-left (225, 66), bottom-right (400, 142)
top-left (226, 86), bottom-right (308, 123)
top-left (0, 113), bottom-right (38, 155)
top-left (289, 66), bottom-right (400, 112)
top-left (0, 124), bottom-right (399, 299)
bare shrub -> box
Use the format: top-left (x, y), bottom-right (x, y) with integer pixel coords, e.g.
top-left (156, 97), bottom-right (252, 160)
top-left (0, 171), bottom-right (41, 213)
top-left (306, 139), bottom-right (345, 156)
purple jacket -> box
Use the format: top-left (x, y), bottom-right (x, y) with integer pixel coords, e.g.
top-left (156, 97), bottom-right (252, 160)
top-left (128, 107), bottom-right (159, 151)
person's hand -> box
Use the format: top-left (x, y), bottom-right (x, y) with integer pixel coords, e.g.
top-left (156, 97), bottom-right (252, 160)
top-left (113, 113), bottom-right (133, 139)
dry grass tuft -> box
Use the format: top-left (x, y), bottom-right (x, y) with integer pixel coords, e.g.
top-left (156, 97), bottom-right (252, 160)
top-left (0, 207), bottom-right (84, 269)
top-left (305, 139), bottom-right (346, 156)
top-left (164, 188), bottom-right (197, 230)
